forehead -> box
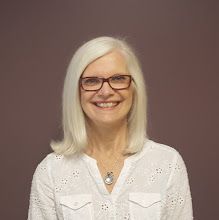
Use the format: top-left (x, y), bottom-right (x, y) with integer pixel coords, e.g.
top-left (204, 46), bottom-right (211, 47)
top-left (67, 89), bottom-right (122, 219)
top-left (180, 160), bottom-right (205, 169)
top-left (82, 51), bottom-right (128, 77)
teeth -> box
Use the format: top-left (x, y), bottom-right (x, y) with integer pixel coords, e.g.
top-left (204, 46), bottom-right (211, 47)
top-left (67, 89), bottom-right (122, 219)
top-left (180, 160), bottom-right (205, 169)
top-left (96, 102), bottom-right (117, 108)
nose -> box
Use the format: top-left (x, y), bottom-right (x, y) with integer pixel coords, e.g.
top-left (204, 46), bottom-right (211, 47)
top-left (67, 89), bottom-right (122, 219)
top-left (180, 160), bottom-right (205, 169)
top-left (98, 81), bottom-right (114, 96)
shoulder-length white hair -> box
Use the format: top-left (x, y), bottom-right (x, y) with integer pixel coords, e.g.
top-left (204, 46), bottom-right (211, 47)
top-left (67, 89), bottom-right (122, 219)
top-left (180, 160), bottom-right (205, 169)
top-left (51, 36), bottom-right (148, 155)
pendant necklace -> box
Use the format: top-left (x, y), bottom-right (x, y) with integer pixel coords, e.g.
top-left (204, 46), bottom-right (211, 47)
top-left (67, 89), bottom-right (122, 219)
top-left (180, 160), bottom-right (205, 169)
top-left (98, 155), bottom-right (121, 185)
top-left (104, 172), bottom-right (114, 185)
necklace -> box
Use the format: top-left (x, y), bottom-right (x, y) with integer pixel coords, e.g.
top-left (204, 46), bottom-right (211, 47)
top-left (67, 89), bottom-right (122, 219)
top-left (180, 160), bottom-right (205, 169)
top-left (98, 155), bottom-right (121, 185)
top-left (104, 172), bottom-right (114, 185)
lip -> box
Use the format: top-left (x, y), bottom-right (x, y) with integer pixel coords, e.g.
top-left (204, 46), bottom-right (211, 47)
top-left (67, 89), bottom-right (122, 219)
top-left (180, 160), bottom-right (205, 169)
top-left (92, 101), bottom-right (121, 109)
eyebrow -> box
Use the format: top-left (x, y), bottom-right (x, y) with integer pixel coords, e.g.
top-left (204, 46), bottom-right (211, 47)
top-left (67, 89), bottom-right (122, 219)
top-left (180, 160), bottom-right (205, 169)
top-left (81, 73), bottom-right (130, 78)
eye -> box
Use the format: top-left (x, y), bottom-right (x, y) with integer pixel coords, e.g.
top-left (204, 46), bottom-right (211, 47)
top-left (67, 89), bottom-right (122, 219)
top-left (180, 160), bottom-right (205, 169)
top-left (110, 75), bottom-right (128, 83)
top-left (82, 77), bottom-right (101, 85)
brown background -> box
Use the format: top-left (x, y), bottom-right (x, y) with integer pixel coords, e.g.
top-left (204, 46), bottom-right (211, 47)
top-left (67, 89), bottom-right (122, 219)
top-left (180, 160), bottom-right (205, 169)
top-left (1, 0), bottom-right (218, 219)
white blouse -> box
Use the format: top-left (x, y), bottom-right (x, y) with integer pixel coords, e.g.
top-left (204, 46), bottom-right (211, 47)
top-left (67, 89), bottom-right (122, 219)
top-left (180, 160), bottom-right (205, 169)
top-left (28, 140), bottom-right (193, 220)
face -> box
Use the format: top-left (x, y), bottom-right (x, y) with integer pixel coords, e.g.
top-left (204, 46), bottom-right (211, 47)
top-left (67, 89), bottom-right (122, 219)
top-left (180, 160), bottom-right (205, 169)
top-left (80, 51), bottom-right (133, 128)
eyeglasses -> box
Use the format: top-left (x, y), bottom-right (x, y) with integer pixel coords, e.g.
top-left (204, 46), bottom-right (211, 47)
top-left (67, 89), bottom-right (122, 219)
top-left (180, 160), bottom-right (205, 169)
top-left (80, 74), bottom-right (133, 91)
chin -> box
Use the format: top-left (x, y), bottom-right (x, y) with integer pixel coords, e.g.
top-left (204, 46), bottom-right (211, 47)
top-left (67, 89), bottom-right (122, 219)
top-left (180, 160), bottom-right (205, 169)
top-left (92, 117), bottom-right (127, 128)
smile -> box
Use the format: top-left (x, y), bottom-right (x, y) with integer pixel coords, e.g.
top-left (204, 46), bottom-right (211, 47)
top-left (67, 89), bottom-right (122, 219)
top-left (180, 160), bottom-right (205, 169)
top-left (94, 102), bottom-right (120, 108)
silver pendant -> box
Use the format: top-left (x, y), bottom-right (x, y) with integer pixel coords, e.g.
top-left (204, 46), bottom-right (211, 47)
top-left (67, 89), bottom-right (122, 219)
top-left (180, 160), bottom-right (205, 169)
top-left (104, 172), bottom-right (114, 185)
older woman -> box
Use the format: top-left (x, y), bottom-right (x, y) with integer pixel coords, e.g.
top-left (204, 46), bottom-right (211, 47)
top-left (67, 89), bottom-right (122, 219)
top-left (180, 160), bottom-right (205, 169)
top-left (28, 36), bottom-right (193, 220)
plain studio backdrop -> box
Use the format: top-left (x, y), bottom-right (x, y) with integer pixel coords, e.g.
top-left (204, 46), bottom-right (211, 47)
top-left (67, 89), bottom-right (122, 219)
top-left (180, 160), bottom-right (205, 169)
top-left (0, 0), bottom-right (218, 219)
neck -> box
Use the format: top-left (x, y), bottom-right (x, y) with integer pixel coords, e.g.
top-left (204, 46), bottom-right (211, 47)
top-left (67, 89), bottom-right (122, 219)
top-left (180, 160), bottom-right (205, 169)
top-left (85, 121), bottom-right (128, 157)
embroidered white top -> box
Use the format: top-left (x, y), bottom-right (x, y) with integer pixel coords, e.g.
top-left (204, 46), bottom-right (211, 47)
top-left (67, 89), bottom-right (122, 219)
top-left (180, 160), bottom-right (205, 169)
top-left (28, 140), bottom-right (193, 220)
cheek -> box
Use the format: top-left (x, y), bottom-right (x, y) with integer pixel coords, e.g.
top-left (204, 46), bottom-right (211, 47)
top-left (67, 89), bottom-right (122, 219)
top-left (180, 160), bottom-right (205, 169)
top-left (126, 89), bottom-right (134, 112)
top-left (80, 91), bottom-right (94, 113)
top-left (80, 92), bottom-right (88, 112)
top-left (128, 95), bottom-right (133, 111)
top-left (127, 87), bottom-right (134, 103)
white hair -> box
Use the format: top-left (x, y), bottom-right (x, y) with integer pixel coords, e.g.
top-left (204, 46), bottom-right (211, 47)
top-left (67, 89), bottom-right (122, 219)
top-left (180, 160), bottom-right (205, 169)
top-left (51, 36), bottom-right (148, 155)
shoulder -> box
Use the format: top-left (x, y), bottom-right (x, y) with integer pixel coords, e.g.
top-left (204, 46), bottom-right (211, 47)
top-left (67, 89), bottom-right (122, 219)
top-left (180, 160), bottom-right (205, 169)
top-left (36, 152), bottom-right (64, 169)
top-left (32, 153), bottom-right (63, 177)
top-left (34, 152), bottom-right (81, 177)
top-left (145, 139), bottom-right (179, 154)
top-left (31, 152), bottom-right (83, 188)
top-left (38, 151), bottom-right (83, 168)
top-left (138, 140), bottom-right (190, 180)
top-left (142, 139), bottom-right (186, 164)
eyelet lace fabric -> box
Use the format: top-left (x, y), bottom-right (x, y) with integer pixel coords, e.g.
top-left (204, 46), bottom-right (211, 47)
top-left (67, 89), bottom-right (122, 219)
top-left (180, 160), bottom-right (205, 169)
top-left (28, 140), bottom-right (193, 220)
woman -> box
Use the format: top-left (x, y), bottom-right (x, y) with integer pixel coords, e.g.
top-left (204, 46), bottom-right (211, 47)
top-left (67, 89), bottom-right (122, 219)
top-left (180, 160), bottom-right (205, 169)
top-left (28, 36), bottom-right (193, 220)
